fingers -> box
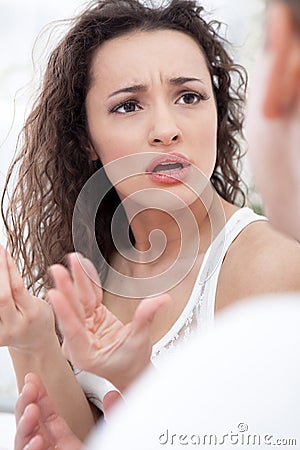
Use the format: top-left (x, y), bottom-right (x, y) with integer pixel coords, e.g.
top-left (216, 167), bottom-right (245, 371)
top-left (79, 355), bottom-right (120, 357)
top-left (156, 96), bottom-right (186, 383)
top-left (15, 374), bottom-right (40, 424)
top-left (15, 404), bottom-right (43, 450)
top-left (68, 253), bottom-right (103, 316)
top-left (14, 374), bottom-right (44, 450)
top-left (72, 254), bottom-right (101, 286)
top-left (103, 391), bottom-right (123, 421)
top-left (15, 372), bottom-right (83, 450)
top-left (0, 245), bottom-right (20, 322)
top-left (131, 294), bottom-right (171, 337)
top-left (48, 260), bottom-right (99, 365)
top-left (79, 256), bottom-right (103, 304)
top-left (29, 373), bottom-right (63, 427)
top-left (22, 435), bottom-right (44, 450)
top-left (49, 254), bottom-right (103, 321)
top-left (48, 288), bottom-right (89, 362)
top-left (6, 248), bottom-right (31, 309)
top-left (48, 264), bottom-right (85, 321)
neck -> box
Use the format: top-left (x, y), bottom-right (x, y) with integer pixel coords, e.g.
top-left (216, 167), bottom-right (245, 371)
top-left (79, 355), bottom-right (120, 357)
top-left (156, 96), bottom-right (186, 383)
top-left (114, 184), bottom-right (227, 275)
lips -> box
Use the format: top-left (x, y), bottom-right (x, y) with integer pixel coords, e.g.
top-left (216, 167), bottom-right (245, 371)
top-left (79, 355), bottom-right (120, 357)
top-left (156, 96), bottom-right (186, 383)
top-left (146, 153), bottom-right (191, 184)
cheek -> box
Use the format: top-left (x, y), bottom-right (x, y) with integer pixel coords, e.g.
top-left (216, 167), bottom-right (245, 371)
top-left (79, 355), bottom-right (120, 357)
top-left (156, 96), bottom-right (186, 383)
top-left (86, 107), bottom-right (121, 164)
top-left (193, 111), bottom-right (218, 174)
top-left (88, 125), bottom-right (145, 196)
top-left (88, 132), bottom-right (122, 166)
top-left (89, 122), bottom-right (141, 166)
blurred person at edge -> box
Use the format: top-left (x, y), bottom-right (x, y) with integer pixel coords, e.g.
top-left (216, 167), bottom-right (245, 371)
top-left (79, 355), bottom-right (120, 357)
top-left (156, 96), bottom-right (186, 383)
top-left (246, 0), bottom-right (300, 241)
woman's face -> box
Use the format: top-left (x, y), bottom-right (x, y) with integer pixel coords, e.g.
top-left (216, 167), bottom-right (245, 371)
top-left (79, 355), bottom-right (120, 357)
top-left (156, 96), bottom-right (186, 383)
top-left (85, 29), bottom-right (218, 203)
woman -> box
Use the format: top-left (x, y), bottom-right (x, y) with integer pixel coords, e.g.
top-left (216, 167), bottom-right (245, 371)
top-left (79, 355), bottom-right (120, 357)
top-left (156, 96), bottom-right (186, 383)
top-left (2, 0), bottom-right (300, 441)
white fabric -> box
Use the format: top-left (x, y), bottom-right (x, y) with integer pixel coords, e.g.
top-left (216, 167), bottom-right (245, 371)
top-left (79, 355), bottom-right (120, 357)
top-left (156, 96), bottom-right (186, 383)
top-left (0, 413), bottom-right (16, 450)
top-left (151, 207), bottom-right (267, 363)
top-left (87, 292), bottom-right (300, 449)
top-left (76, 207), bottom-right (267, 409)
top-left (74, 370), bottom-right (118, 411)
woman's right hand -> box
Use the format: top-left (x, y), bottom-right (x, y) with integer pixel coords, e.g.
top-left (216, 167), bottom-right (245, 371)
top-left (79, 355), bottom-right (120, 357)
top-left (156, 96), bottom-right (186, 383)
top-left (0, 245), bottom-right (55, 353)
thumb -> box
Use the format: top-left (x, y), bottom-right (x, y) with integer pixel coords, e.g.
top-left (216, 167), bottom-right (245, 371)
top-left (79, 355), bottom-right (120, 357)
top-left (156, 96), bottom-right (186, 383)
top-left (131, 294), bottom-right (171, 336)
top-left (103, 390), bottom-right (123, 421)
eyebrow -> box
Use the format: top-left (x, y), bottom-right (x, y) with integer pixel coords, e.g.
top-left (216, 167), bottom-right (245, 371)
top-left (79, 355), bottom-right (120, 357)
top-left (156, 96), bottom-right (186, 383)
top-left (108, 77), bottom-right (205, 98)
top-left (170, 77), bottom-right (205, 86)
top-left (108, 84), bottom-right (146, 98)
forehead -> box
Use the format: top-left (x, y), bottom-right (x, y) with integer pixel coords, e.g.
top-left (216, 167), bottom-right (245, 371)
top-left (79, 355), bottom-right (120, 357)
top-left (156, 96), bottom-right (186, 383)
top-left (89, 29), bottom-right (210, 88)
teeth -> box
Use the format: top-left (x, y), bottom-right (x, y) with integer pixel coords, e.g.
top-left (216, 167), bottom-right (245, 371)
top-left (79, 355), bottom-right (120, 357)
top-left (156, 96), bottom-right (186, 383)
top-left (153, 162), bottom-right (183, 173)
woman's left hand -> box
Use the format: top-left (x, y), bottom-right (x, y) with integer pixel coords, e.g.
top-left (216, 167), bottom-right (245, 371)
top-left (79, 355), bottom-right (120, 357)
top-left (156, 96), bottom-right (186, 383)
top-left (48, 253), bottom-right (169, 392)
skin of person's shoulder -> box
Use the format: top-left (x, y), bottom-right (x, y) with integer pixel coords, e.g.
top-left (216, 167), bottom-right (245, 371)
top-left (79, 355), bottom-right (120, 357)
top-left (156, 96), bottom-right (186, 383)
top-left (216, 220), bottom-right (300, 311)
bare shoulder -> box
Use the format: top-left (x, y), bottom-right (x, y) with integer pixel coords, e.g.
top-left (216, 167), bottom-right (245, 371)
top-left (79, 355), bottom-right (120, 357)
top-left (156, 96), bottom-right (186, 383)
top-left (217, 220), bottom-right (300, 309)
top-left (236, 220), bottom-right (300, 273)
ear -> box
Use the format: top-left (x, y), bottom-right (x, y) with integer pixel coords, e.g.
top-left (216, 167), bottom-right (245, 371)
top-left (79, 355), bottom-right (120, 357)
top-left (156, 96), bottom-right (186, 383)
top-left (87, 145), bottom-right (99, 161)
top-left (263, 2), bottom-right (300, 118)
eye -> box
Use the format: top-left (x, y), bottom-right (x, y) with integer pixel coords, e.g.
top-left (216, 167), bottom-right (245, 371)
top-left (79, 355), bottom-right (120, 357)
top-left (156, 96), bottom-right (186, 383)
top-left (176, 91), bottom-right (209, 105)
top-left (110, 100), bottom-right (142, 114)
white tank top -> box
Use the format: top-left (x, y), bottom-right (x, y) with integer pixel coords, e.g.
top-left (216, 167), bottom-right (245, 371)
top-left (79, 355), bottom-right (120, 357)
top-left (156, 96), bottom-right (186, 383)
top-left (76, 207), bottom-right (267, 409)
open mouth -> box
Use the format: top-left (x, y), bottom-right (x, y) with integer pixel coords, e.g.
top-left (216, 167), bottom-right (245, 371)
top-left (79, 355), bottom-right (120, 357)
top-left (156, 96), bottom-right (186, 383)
top-left (146, 153), bottom-right (191, 184)
top-left (152, 162), bottom-right (185, 173)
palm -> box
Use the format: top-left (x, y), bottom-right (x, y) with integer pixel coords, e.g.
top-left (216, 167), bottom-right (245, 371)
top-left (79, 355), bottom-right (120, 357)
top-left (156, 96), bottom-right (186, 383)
top-left (63, 301), bottom-right (133, 372)
top-left (48, 253), bottom-right (169, 391)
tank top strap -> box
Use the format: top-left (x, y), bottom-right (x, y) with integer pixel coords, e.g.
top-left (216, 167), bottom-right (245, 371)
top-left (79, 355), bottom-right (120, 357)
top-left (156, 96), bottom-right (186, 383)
top-left (152, 207), bottom-right (267, 359)
top-left (196, 207), bottom-right (268, 333)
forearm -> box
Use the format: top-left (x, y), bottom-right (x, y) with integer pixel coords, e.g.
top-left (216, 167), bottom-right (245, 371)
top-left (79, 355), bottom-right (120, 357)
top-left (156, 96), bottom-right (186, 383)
top-left (9, 336), bottom-right (98, 441)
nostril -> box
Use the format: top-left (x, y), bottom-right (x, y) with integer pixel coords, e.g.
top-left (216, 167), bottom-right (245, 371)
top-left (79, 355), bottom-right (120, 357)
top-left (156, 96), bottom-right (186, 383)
top-left (152, 134), bottom-right (179, 144)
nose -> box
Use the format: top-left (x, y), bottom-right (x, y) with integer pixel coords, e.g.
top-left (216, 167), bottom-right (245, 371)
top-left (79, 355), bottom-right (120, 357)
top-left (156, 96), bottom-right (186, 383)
top-left (148, 108), bottom-right (182, 146)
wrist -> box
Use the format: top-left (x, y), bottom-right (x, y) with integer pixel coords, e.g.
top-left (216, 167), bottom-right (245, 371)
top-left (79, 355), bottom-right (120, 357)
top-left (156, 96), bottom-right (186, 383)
top-left (115, 361), bottom-right (155, 392)
top-left (9, 336), bottom-right (69, 393)
top-left (9, 331), bottom-right (61, 361)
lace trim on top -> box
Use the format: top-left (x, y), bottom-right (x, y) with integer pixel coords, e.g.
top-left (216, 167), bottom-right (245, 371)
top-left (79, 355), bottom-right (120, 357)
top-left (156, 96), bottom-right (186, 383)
top-left (151, 208), bottom-right (267, 364)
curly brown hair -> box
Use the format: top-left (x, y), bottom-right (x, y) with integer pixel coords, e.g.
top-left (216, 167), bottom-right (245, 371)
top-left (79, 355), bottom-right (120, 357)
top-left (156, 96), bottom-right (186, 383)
top-left (1, 0), bottom-right (247, 296)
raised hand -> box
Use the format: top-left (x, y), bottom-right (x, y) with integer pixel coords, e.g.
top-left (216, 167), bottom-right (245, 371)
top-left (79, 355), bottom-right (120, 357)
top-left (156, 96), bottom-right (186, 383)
top-left (0, 245), bottom-right (99, 439)
top-left (48, 253), bottom-right (170, 391)
top-left (15, 372), bottom-right (84, 450)
top-left (0, 245), bottom-right (55, 352)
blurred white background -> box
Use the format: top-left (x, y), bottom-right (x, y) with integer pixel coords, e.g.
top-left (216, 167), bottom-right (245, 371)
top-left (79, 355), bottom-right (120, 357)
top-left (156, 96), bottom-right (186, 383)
top-left (0, 0), bottom-right (264, 448)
